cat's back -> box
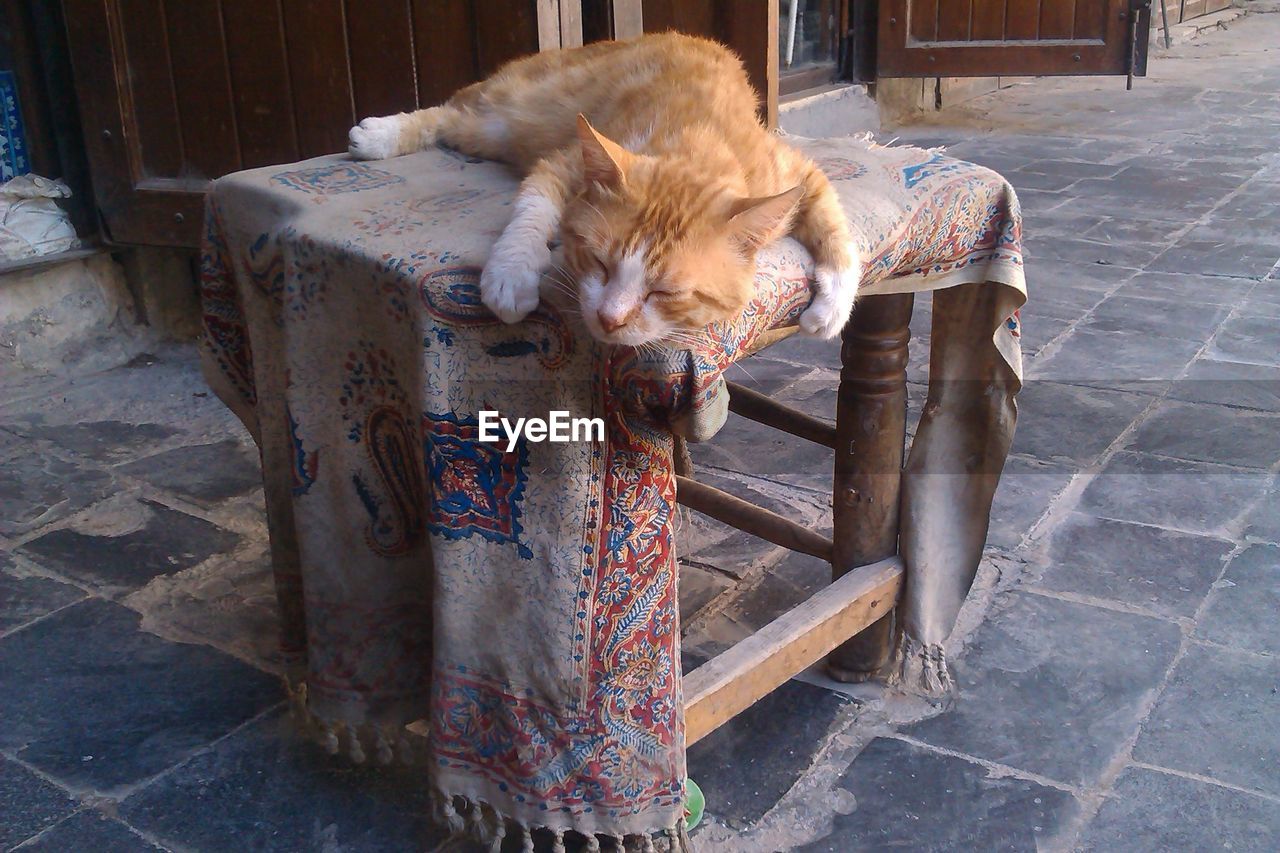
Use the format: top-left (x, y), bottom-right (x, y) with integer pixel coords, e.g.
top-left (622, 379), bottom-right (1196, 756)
top-left (573, 33), bottom-right (761, 136)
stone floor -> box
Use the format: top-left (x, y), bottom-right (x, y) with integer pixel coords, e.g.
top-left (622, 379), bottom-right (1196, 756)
top-left (3, 10), bottom-right (1280, 852)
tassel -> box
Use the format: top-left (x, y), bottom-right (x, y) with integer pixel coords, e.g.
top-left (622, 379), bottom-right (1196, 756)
top-left (395, 735), bottom-right (415, 765)
top-left (345, 724), bottom-right (366, 763)
top-left (320, 725), bottom-right (339, 755)
top-left (585, 833), bottom-right (601, 852)
top-left (642, 834), bottom-right (656, 853)
top-left (520, 827), bottom-right (534, 853)
top-left (488, 815), bottom-right (506, 853)
top-left (441, 796), bottom-right (465, 835)
top-left (552, 830), bottom-right (566, 853)
top-left (677, 818), bottom-right (693, 852)
top-left (373, 728), bottom-right (393, 765)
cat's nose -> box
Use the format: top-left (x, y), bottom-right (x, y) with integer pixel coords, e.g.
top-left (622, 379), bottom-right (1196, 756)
top-left (598, 309), bottom-right (628, 333)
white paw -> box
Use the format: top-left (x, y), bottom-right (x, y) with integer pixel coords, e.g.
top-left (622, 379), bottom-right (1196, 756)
top-left (799, 263), bottom-right (860, 339)
top-left (348, 116), bottom-right (402, 160)
top-left (481, 241), bottom-right (550, 324)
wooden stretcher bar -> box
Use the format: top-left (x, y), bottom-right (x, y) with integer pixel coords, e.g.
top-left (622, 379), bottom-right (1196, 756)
top-left (724, 380), bottom-right (837, 448)
top-left (674, 475), bottom-right (833, 561)
top-left (683, 555), bottom-right (903, 745)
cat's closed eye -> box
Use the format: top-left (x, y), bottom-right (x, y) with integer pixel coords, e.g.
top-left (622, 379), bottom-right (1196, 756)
top-left (586, 255), bottom-right (610, 280)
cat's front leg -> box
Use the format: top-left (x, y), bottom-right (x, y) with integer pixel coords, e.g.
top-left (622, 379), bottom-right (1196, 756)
top-left (349, 108), bottom-right (444, 160)
top-left (799, 251), bottom-right (861, 339)
top-left (481, 192), bottom-right (560, 324)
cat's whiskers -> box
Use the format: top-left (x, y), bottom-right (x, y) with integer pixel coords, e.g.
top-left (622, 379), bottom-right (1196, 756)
top-left (580, 199), bottom-right (613, 240)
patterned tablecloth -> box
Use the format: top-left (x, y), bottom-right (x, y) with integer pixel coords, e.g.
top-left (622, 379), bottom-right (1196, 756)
top-left (200, 133), bottom-right (1025, 848)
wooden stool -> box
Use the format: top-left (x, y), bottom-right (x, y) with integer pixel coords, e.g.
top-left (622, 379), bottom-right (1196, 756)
top-left (677, 292), bottom-right (915, 746)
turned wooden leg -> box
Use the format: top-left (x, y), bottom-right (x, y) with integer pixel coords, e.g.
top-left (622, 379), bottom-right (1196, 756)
top-left (826, 292), bottom-right (914, 682)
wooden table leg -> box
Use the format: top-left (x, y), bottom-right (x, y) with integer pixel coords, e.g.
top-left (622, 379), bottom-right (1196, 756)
top-left (826, 292), bottom-right (914, 682)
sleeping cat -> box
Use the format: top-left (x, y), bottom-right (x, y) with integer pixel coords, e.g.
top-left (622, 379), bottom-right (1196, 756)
top-left (349, 32), bottom-right (859, 347)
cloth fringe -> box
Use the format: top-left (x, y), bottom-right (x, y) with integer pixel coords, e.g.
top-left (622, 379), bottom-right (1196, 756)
top-left (288, 678), bottom-right (694, 850)
top-left (286, 678), bottom-right (426, 766)
top-left (887, 635), bottom-right (955, 698)
top-left (427, 791), bottom-right (694, 853)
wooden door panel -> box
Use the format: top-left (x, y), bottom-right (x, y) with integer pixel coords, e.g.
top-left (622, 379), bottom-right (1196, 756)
top-left (878, 0), bottom-right (1149, 78)
top-left (222, 0), bottom-right (301, 169)
top-left (64, 0), bottom-right (541, 247)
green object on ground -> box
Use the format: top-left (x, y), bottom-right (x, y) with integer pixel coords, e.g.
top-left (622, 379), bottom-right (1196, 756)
top-left (684, 777), bottom-right (705, 832)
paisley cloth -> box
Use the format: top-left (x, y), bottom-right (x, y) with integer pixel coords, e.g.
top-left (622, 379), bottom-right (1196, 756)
top-left (199, 134), bottom-right (1025, 847)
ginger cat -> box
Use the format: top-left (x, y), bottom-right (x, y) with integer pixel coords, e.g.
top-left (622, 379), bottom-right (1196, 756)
top-left (349, 33), bottom-right (859, 347)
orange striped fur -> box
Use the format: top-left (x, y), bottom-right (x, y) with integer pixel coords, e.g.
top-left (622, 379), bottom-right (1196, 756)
top-left (350, 33), bottom-right (859, 345)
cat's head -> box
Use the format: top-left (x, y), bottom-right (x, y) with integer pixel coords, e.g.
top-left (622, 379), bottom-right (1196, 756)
top-left (561, 116), bottom-right (802, 347)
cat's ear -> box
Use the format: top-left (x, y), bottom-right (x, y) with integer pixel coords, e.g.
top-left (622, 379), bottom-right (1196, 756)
top-left (577, 114), bottom-right (631, 189)
top-left (726, 186), bottom-right (804, 252)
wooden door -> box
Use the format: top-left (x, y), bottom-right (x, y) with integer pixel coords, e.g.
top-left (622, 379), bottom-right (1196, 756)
top-left (63, 0), bottom-right (542, 247)
top-left (878, 0), bottom-right (1151, 77)
top-left (642, 0), bottom-right (779, 126)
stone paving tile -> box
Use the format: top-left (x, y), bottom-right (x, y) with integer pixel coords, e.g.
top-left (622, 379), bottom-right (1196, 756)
top-left (722, 356), bottom-right (808, 395)
top-left (0, 598), bottom-right (281, 793)
top-left (119, 545), bottom-right (283, 671)
top-left (1147, 240), bottom-right (1280, 280)
top-left (1051, 189), bottom-right (1218, 224)
top-left (1024, 257), bottom-right (1136, 295)
top-left (1019, 314), bottom-right (1074, 357)
top-left (0, 356), bottom-right (250, 464)
top-left (798, 737), bottom-right (1079, 852)
top-left (1117, 270), bottom-right (1257, 306)
top-left (120, 710), bottom-right (440, 852)
top-left (1125, 400), bottom-right (1280, 470)
top-left (1079, 766), bottom-right (1280, 852)
top-left (720, 571), bottom-right (812, 633)
top-left (752, 331), bottom-right (843, 372)
top-left (19, 809), bottom-right (165, 851)
top-left (1022, 160), bottom-right (1125, 180)
top-left (1195, 544), bottom-right (1280, 656)
top-left (905, 591), bottom-right (1182, 787)
top-left (685, 527), bottom-right (783, 582)
top-left (1034, 513), bottom-right (1233, 619)
top-left (1169, 358), bottom-right (1280, 412)
top-left (0, 445), bottom-right (114, 538)
top-left (16, 421), bottom-right (181, 465)
top-left (687, 679), bottom-right (854, 828)
top-left (1029, 328), bottom-right (1202, 389)
top-left (1008, 170), bottom-right (1082, 193)
top-left (1078, 451), bottom-right (1272, 536)
top-left (1079, 217), bottom-right (1187, 247)
top-left (677, 563), bottom-right (732, 624)
top-left (0, 755), bottom-right (78, 849)
top-left (768, 549), bottom-right (832, 599)
top-left (1241, 485), bottom-right (1279, 545)
top-left (0, 553), bottom-right (84, 634)
top-left (1133, 643), bottom-right (1280, 798)
top-left (1207, 314), bottom-right (1280, 367)
top-left (1241, 294), bottom-right (1280, 317)
top-left (688, 414), bottom-right (833, 494)
top-left (1025, 235), bottom-right (1166, 269)
top-left (1183, 219), bottom-right (1280, 251)
top-left (1026, 279), bottom-right (1108, 323)
top-left (116, 440), bottom-right (262, 505)
top-left (1010, 382), bottom-right (1150, 466)
top-left (19, 501), bottom-right (242, 596)
top-left (1079, 293), bottom-right (1230, 341)
top-left (987, 456), bottom-right (1077, 550)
